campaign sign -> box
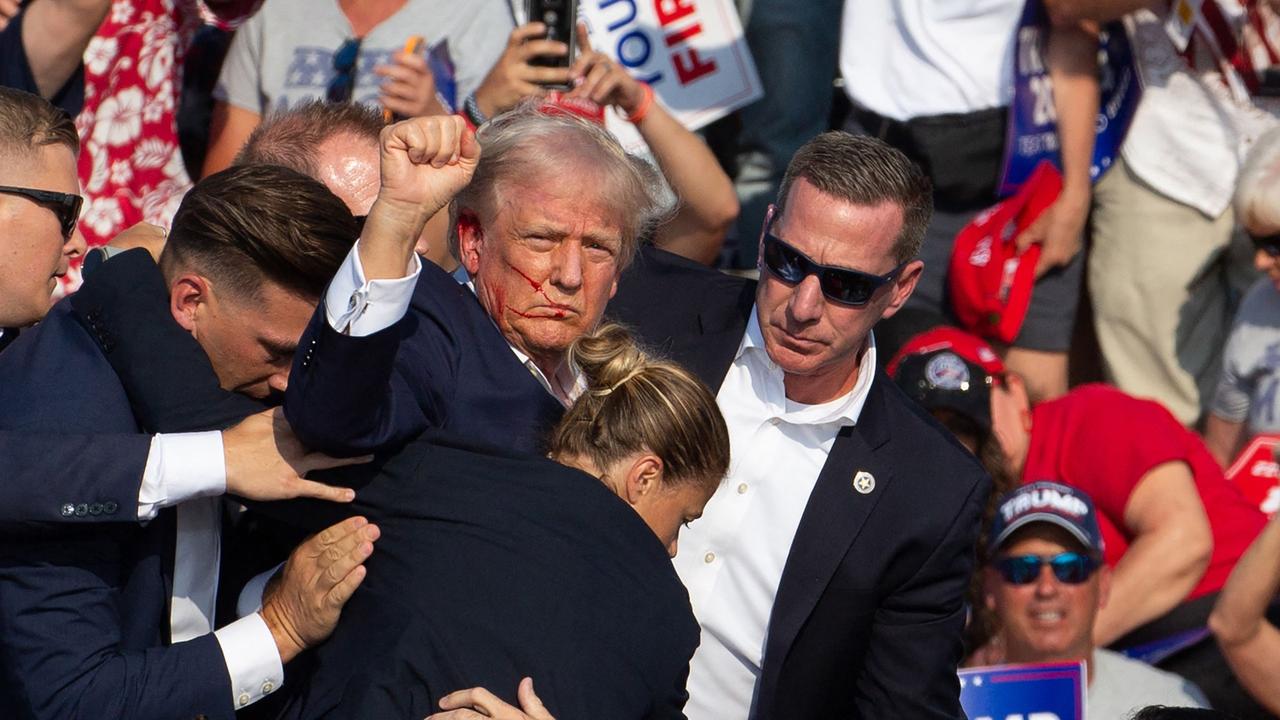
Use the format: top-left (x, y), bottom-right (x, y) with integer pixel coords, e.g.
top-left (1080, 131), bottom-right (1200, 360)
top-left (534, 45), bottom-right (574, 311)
top-left (580, 0), bottom-right (762, 151)
top-left (959, 661), bottom-right (1086, 720)
top-left (998, 0), bottom-right (1142, 196)
top-left (1226, 433), bottom-right (1280, 516)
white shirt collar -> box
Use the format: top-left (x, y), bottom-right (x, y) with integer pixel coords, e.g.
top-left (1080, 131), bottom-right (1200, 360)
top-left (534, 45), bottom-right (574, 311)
top-left (736, 306), bottom-right (877, 427)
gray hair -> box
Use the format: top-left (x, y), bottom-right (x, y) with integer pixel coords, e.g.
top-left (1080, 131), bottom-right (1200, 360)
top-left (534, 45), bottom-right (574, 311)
top-left (1236, 126), bottom-right (1280, 235)
top-left (447, 100), bottom-right (673, 270)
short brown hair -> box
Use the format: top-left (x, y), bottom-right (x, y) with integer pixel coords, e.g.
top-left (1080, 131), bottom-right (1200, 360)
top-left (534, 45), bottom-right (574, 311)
top-left (234, 100), bottom-right (384, 176)
top-left (0, 87), bottom-right (79, 159)
top-left (160, 164), bottom-right (357, 300)
top-left (549, 324), bottom-right (729, 492)
top-left (777, 132), bottom-right (932, 263)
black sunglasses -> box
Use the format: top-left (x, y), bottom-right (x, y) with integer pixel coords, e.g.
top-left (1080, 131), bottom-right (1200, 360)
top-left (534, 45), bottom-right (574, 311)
top-left (995, 552), bottom-right (1100, 585)
top-left (0, 185), bottom-right (82, 239)
top-left (761, 232), bottom-right (906, 307)
top-left (327, 37), bottom-right (363, 104)
top-left (1251, 232), bottom-right (1280, 258)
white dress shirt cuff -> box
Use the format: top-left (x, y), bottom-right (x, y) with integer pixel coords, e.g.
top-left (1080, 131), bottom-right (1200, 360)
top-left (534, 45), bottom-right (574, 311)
top-left (215, 613), bottom-right (285, 710)
top-left (236, 563), bottom-right (284, 618)
top-left (324, 242), bottom-right (421, 337)
top-left (137, 432), bottom-right (227, 521)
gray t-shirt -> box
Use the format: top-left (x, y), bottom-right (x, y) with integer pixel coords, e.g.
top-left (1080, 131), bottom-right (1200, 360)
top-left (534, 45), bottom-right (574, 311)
top-left (1212, 278), bottom-right (1280, 435)
top-left (1088, 649), bottom-right (1209, 719)
top-left (215, 0), bottom-right (513, 115)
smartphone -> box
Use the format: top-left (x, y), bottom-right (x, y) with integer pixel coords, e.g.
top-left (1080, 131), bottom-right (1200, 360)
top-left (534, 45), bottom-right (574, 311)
top-left (526, 0), bottom-right (577, 88)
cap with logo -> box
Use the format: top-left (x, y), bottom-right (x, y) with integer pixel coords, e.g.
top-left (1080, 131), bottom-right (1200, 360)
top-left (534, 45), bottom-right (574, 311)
top-left (948, 161), bottom-right (1062, 344)
top-left (887, 326), bottom-right (1005, 432)
top-left (988, 480), bottom-right (1105, 557)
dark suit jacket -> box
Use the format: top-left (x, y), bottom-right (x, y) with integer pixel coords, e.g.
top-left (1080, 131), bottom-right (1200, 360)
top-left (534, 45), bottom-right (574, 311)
top-left (610, 246), bottom-right (991, 719)
top-left (285, 260), bottom-right (564, 457)
top-left (265, 433), bottom-right (698, 720)
top-left (0, 298), bottom-right (236, 719)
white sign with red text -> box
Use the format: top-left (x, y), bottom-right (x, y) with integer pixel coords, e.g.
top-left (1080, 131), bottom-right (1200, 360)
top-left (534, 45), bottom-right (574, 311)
top-left (1226, 434), bottom-right (1280, 516)
top-left (580, 0), bottom-right (762, 152)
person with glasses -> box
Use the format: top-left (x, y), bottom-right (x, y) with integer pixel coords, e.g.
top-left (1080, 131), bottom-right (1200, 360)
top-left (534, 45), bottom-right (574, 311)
top-left (1205, 127), bottom-right (1280, 470)
top-left (983, 481), bottom-right (1209, 718)
top-left (889, 325), bottom-right (1272, 717)
top-left (608, 131), bottom-right (992, 718)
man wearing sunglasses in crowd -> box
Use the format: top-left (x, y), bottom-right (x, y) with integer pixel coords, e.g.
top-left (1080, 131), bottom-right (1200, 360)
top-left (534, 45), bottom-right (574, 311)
top-left (983, 481), bottom-right (1208, 717)
top-left (608, 131), bottom-right (991, 717)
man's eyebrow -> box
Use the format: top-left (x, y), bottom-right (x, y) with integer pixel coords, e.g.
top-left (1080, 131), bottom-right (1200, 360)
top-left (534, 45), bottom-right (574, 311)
top-left (261, 337), bottom-right (298, 357)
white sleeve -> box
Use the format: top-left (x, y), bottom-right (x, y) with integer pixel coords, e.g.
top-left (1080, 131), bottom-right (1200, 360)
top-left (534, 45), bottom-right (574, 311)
top-left (137, 432), bottom-right (227, 521)
top-left (214, 613), bottom-right (285, 710)
top-left (324, 242), bottom-right (421, 337)
top-left (236, 563), bottom-right (284, 618)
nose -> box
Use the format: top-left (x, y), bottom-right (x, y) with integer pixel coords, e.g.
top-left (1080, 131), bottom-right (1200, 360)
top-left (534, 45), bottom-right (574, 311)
top-left (666, 537), bottom-right (678, 558)
top-left (268, 368), bottom-right (291, 394)
top-left (786, 273), bottom-right (825, 324)
top-left (548, 241), bottom-right (583, 292)
top-left (65, 227), bottom-right (87, 261)
top-left (1033, 565), bottom-right (1060, 597)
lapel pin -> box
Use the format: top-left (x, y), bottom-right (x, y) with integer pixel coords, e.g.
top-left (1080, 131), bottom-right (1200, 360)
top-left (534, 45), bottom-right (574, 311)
top-left (853, 470), bottom-right (875, 495)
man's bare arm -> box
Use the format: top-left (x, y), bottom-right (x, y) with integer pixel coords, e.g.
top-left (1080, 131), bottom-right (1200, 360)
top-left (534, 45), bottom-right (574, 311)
top-left (21, 0), bottom-right (112, 99)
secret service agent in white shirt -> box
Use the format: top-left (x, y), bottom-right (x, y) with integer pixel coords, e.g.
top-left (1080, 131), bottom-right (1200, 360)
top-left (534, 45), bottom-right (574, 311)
top-left (674, 309), bottom-right (877, 719)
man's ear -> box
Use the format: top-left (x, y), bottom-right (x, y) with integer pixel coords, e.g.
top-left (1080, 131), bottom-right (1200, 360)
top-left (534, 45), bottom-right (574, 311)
top-left (982, 566), bottom-right (1000, 613)
top-left (1096, 564), bottom-right (1112, 611)
top-left (623, 453), bottom-right (666, 506)
top-left (880, 258), bottom-right (924, 322)
top-left (457, 209), bottom-right (485, 276)
top-left (169, 273), bottom-right (212, 336)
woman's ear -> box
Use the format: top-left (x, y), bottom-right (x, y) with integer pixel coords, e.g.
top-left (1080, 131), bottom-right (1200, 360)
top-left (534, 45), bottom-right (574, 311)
top-left (623, 453), bottom-right (665, 506)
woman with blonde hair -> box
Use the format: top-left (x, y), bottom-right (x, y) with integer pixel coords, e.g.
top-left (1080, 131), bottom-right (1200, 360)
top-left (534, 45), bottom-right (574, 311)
top-left (274, 324), bottom-right (729, 720)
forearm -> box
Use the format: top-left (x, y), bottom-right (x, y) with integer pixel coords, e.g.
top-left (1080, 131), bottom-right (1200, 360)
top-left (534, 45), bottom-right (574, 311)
top-left (1210, 516), bottom-right (1280, 646)
top-left (1044, 0), bottom-right (1162, 25)
top-left (637, 103), bottom-right (737, 265)
top-left (1204, 413), bottom-right (1247, 470)
top-left (357, 197), bottom-right (434, 281)
top-left (1094, 528), bottom-right (1211, 644)
top-left (1047, 23), bottom-right (1098, 205)
top-left (21, 0), bottom-right (111, 98)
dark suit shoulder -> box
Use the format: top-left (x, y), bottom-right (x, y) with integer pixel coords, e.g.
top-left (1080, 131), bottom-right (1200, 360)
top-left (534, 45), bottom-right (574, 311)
top-left (610, 245), bottom-right (755, 339)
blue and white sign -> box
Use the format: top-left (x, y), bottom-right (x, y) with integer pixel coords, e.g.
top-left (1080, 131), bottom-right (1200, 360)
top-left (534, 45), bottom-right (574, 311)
top-left (959, 661), bottom-right (1086, 720)
top-left (999, 0), bottom-right (1142, 196)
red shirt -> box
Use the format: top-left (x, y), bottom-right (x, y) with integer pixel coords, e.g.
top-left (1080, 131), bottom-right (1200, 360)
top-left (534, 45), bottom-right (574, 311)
top-left (1023, 384), bottom-right (1265, 598)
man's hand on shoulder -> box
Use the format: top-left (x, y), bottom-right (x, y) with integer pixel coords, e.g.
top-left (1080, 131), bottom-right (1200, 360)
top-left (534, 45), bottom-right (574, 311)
top-left (259, 515), bottom-right (380, 664)
top-left (222, 408), bottom-right (368, 503)
top-left (428, 677), bottom-right (555, 720)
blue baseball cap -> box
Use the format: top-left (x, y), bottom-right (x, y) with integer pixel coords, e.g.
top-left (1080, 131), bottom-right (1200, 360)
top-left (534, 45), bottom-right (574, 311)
top-left (989, 481), bottom-right (1104, 556)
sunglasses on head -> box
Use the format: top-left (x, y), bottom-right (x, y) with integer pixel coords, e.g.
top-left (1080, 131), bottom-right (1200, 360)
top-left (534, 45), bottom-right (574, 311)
top-left (1251, 232), bottom-right (1280, 258)
top-left (995, 551), bottom-right (1100, 585)
top-left (0, 185), bottom-right (82, 239)
top-left (326, 37), bottom-right (363, 104)
top-left (761, 231), bottom-right (907, 307)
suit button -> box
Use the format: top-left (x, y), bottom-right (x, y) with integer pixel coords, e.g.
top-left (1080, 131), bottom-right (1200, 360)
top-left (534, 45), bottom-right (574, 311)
top-left (89, 503), bottom-right (103, 516)
top-left (61, 503), bottom-right (75, 517)
top-left (75, 504), bottom-right (89, 517)
top-left (237, 692), bottom-right (251, 707)
top-left (104, 501), bottom-right (119, 514)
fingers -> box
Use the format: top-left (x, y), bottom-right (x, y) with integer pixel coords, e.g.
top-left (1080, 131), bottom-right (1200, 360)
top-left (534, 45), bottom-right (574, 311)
top-left (313, 515), bottom-right (369, 552)
top-left (438, 687), bottom-right (505, 713)
top-left (425, 711), bottom-right (486, 720)
top-left (289, 477), bottom-right (357, 503)
top-left (324, 562), bottom-right (367, 609)
top-left (574, 20), bottom-right (593, 54)
top-left (522, 65), bottom-right (573, 86)
top-left (509, 21), bottom-right (549, 47)
top-left (317, 522), bottom-right (377, 587)
top-left (517, 677), bottom-right (553, 719)
top-left (514, 38), bottom-right (569, 63)
top-left (387, 115), bottom-right (466, 166)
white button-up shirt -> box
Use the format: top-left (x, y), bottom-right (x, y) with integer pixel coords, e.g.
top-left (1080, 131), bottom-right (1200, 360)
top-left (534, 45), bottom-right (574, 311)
top-left (675, 309), bottom-right (877, 720)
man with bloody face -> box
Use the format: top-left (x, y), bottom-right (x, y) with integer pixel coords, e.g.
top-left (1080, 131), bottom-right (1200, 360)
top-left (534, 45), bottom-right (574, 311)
top-left (284, 103), bottom-right (669, 456)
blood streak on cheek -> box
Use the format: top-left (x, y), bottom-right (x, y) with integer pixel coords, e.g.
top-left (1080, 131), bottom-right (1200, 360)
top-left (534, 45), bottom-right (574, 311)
top-left (505, 261), bottom-right (559, 307)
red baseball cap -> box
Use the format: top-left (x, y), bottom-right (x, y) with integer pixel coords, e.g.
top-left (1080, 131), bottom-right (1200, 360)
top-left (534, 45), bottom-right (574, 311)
top-left (948, 161), bottom-right (1062, 344)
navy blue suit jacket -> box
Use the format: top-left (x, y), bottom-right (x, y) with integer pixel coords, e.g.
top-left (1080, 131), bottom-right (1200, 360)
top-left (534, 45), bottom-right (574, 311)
top-left (0, 299), bottom-right (236, 719)
top-left (285, 260), bottom-right (564, 456)
top-left (610, 247), bottom-right (991, 719)
top-left (268, 434), bottom-right (698, 720)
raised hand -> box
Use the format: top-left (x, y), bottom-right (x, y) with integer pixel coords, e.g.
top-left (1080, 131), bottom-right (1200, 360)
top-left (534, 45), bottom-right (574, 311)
top-left (222, 407), bottom-right (366, 504)
top-left (375, 49), bottom-right (447, 120)
top-left (259, 516), bottom-right (380, 664)
top-left (472, 22), bottom-right (571, 118)
top-left (567, 23), bottom-right (646, 115)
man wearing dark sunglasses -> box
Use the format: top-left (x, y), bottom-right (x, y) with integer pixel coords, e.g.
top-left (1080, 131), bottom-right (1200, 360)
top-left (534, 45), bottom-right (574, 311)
top-left (983, 481), bottom-right (1208, 716)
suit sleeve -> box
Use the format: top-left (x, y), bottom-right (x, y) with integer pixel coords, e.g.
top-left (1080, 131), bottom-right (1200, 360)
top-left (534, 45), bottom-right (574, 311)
top-left (853, 468), bottom-right (990, 719)
top-left (0, 534), bottom-right (235, 720)
top-left (0, 432), bottom-right (148, 525)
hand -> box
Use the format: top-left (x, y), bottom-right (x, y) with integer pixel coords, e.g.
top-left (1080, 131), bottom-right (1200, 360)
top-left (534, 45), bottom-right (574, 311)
top-left (428, 677), bottom-right (555, 720)
top-left (1014, 187), bottom-right (1089, 278)
top-left (222, 408), bottom-right (367, 504)
top-left (376, 114), bottom-right (481, 220)
top-left (108, 222), bottom-right (168, 262)
top-left (568, 23), bottom-right (646, 115)
top-left (473, 22), bottom-right (570, 117)
top-left (0, 0), bottom-right (18, 32)
top-left (260, 515), bottom-right (380, 663)
top-left (375, 50), bottom-right (447, 119)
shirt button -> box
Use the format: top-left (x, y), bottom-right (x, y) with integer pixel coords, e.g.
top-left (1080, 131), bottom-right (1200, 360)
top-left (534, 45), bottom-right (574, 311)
top-left (769, 417), bottom-right (781, 426)
top-left (737, 483), bottom-right (749, 495)
top-left (237, 692), bottom-right (251, 707)
top-left (704, 552), bottom-right (716, 564)
top-left (261, 681), bottom-right (275, 694)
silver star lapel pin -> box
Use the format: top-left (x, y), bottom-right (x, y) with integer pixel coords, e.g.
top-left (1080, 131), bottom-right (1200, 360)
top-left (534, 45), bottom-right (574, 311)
top-left (853, 470), bottom-right (875, 495)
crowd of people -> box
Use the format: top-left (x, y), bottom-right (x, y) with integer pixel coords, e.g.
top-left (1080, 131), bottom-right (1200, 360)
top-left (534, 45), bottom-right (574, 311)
top-left (4, 0), bottom-right (1280, 719)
